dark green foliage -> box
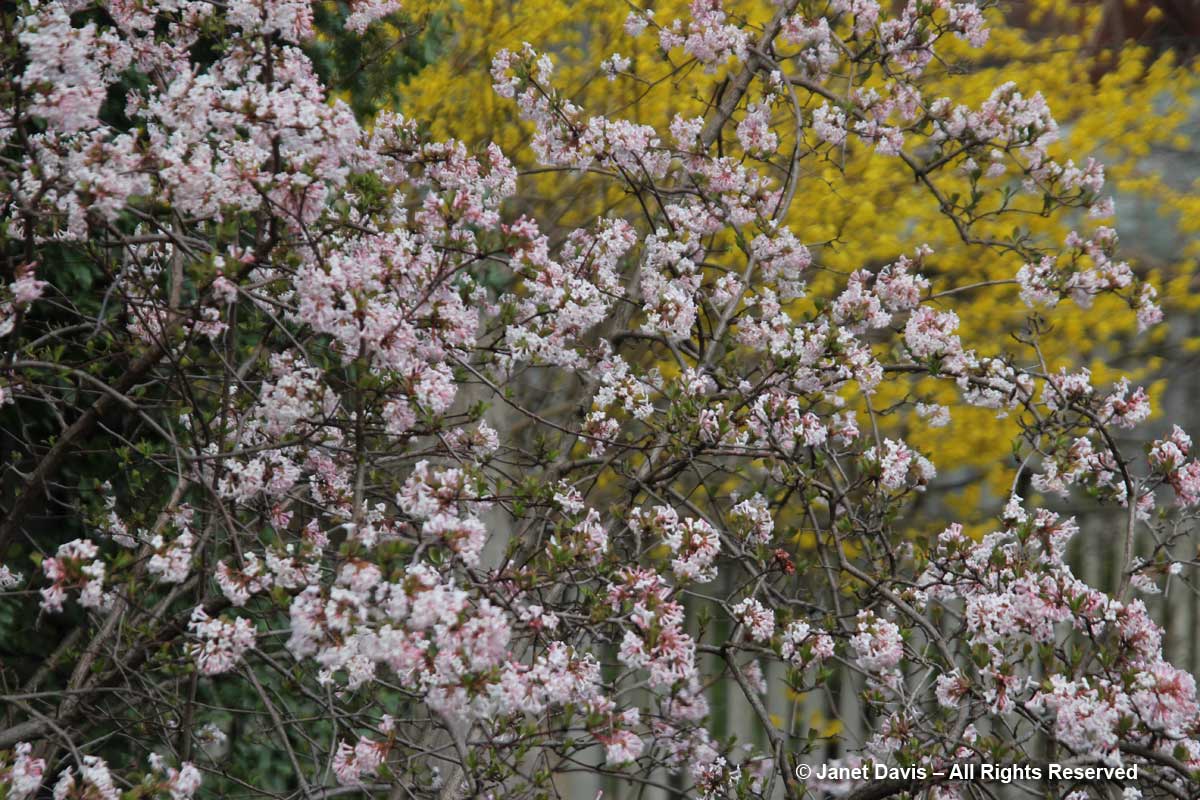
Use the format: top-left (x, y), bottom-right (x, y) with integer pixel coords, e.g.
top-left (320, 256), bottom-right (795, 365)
top-left (306, 1), bottom-right (450, 120)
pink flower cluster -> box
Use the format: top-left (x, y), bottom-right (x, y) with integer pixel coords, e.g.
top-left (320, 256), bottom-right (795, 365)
top-left (40, 539), bottom-right (110, 613)
top-left (52, 756), bottom-right (118, 800)
top-left (0, 744), bottom-right (44, 800)
top-left (1018, 228), bottom-right (1158, 326)
top-left (920, 505), bottom-right (1200, 766)
top-left (187, 607), bottom-right (256, 675)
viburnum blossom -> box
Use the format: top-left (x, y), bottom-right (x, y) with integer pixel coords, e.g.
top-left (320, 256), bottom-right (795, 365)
top-left (935, 672), bottom-right (969, 709)
top-left (850, 611), bottom-right (904, 673)
top-left (0, 0), bottom-right (1197, 797)
top-left (40, 539), bottom-right (110, 613)
top-left (147, 531), bottom-right (194, 584)
top-left (728, 493), bottom-right (774, 544)
top-left (148, 755), bottom-right (202, 800)
top-left (664, 516), bottom-right (722, 583)
top-left (0, 565), bottom-right (23, 590)
top-left (332, 737), bottom-right (388, 785)
top-left (215, 553), bottom-right (273, 606)
top-left (0, 264), bottom-right (47, 338)
top-left (780, 620), bottom-right (834, 666)
top-left (51, 756), bottom-right (119, 800)
top-left (0, 743), bottom-right (44, 800)
top-left (731, 597), bottom-right (775, 642)
top-left (655, 0), bottom-right (749, 69)
top-left (904, 306), bottom-right (962, 361)
top-left (187, 607), bottom-right (256, 675)
top-left (604, 730), bottom-right (644, 765)
top-left (870, 438), bottom-right (936, 491)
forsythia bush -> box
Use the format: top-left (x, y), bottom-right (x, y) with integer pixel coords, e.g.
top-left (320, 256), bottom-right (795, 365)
top-left (0, 1), bottom-right (1199, 799)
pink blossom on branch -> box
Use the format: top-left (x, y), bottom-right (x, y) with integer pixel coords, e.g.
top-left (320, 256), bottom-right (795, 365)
top-left (0, 0), bottom-right (1197, 796)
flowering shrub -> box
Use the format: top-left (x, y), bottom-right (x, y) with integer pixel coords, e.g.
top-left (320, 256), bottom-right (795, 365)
top-left (0, 0), bottom-right (1198, 799)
